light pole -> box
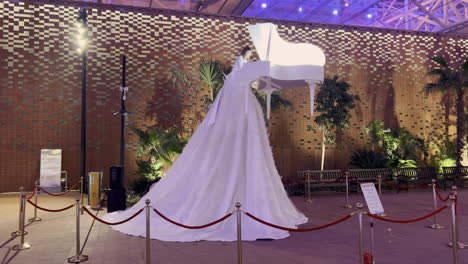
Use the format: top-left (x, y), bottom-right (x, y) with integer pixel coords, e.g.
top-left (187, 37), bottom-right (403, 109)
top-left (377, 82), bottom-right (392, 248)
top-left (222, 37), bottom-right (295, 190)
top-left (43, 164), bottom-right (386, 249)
top-left (76, 8), bottom-right (88, 195)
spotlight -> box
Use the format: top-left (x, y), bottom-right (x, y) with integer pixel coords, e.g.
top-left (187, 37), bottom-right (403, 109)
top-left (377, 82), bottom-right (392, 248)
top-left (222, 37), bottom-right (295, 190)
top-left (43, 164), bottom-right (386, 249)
top-left (367, 13), bottom-right (373, 19)
top-left (344, 1), bottom-right (350, 7)
top-left (298, 6), bottom-right (303, 12)
top-left (261, 3), bottom-right (267, 8)
top-left (333, 10), bottom-right (338, 15)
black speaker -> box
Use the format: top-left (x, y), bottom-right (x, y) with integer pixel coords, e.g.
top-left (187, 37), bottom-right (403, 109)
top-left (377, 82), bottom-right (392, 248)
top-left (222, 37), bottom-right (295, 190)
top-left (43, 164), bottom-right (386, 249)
top-left (110, 166), bottom-right (123, 189)
top-left (107, 188), bottom-right (126, 213)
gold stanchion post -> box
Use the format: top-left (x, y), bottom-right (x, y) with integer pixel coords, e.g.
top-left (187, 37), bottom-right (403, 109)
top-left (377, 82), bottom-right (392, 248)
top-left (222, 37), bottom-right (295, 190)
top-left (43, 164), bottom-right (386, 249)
top-left (145, 199), bottom-right (151, 264)
top-left (449, 195), bottom-right (458, 264)
top-left (428, 179), bottom-right (443, 229)
top-left (11, 186), bottom-right (28, 237)
top-left (67, 197), bottom-right (88, 263)
top-left (377, 175), bottom-right (382, 198)
top-left (28, 181), bottom-right (42, 223)
top-left (344, 172), bottom-right (352, 208)
top-left (357, 203), bottom-right (364, 264)
top-left (236, 202), bottom-right (242, 264)
top-left (12, 190), bottom-right (31, 250)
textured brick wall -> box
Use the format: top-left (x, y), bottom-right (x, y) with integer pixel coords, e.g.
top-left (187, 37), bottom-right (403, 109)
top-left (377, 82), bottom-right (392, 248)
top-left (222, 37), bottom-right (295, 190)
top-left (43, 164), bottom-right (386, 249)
top-left (1, 0), bottom-right (467, 192)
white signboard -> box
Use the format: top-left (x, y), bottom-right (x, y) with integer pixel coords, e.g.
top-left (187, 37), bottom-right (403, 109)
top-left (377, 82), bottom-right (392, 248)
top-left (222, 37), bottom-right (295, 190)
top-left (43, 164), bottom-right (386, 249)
top-left (40, 149), bottom-right (62, 188)
top-left (360, 183), bottom-right (385, 215)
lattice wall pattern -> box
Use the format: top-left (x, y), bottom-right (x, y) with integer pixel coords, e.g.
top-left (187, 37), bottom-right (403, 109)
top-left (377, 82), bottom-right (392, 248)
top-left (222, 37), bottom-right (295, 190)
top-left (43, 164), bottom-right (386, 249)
top-left (0, 0), bottom-right (466, 192)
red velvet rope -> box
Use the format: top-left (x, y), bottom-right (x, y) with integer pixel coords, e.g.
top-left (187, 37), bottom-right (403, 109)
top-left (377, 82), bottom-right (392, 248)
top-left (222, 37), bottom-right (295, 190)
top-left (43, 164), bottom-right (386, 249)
top-left (27, 200), bottom-right (75, 212)
top-left (312, 175), bottom-right (346, 184)
top-left (38, 181), bottom-right (81, 196)
top-left (382, 180), bottom-right (428, 189)
top-left (349, 177), bottom-right (361, 184)
top-left (367, 205), bottom-right (448, 224)
top-left (434, 186), bottom-right (453, 202)
top-left (82, 206), bottom-right (145, 225)
top-left (244, 212), bottom-right (353, 232)
top-left (27, 186), bottom-right (37, 200)
top-left (152, 208), bottom-right (234, 229)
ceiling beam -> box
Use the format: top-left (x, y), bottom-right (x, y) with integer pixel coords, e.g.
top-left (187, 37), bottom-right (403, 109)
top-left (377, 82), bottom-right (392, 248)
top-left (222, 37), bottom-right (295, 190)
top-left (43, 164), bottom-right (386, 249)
top-left (339, 0), bottom-right (385, 24)
top-left (213, 0), bottom-right (254, 16)
top-left (411, 0), bottom-right (447, 28)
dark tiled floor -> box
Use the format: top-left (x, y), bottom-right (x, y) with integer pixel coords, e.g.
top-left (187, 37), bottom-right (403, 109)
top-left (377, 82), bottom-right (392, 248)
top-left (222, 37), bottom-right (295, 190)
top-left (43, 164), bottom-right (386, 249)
top-left (1, 189), bottom-right (467, 264)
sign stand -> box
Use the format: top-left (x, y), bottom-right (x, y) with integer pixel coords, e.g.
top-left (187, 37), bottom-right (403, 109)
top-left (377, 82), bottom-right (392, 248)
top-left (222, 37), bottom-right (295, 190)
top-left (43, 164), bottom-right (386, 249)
top-left (360, 182), bottom-right (385, 264)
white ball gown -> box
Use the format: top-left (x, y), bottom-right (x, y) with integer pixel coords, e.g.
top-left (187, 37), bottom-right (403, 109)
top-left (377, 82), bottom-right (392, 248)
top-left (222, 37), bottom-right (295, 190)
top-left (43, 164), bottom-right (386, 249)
top-left (103, 56), bottom-right (308, 241)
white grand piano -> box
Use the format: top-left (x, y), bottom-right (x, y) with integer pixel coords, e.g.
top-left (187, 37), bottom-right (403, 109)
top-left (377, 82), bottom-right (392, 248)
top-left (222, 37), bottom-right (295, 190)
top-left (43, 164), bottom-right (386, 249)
top-left (238, 23), bottom-right (326, 119)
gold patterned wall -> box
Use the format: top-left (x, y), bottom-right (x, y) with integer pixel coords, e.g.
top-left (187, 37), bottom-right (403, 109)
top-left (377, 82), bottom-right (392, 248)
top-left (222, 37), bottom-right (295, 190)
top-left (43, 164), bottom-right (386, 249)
top-left (0, 0), bottom-right (467, 192)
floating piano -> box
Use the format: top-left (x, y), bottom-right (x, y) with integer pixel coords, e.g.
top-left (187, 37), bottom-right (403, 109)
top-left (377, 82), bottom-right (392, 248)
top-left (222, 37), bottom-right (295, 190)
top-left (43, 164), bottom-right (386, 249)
top-left (238, 23), bottom-right (326, 119)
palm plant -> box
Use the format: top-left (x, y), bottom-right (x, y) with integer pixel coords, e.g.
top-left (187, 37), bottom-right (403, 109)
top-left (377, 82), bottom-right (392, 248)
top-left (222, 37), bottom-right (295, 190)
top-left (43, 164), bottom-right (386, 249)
top-left (364, 120), bottom-right (387, 151)
top-left (350, 149), bottom-right (388, 169)
top-left (424, 55), bottom-right (467, 169)
top-left (308, 75), bottom-right (360, 170)
top-left (198, 58), bottom-right (231, 103)
top-left (128, 126), bottom-right (188, 199)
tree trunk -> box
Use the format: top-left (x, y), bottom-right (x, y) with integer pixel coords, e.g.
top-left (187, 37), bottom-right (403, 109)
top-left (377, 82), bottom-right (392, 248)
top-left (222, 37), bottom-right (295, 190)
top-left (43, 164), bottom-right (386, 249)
top-left (455, 87), bottom-right (465, 179)
top-left (321, 127), bottom-right (326, 171)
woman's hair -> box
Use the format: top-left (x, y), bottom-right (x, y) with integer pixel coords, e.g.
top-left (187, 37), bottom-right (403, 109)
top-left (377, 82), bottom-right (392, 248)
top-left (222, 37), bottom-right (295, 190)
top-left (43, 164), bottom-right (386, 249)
top-left (241, 46), bottom-right (251, 56)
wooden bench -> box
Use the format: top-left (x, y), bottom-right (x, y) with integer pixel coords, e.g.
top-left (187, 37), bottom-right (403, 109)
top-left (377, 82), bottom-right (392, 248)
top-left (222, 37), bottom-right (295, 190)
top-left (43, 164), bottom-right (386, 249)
top-left (442, 166), bottom-right (468, 189)
top-left (297, 170), bottom-right (345, 193)
top-left (348, 168), bottom-right (393, 192)
top-left (395, 167), bottom-right (436, 191)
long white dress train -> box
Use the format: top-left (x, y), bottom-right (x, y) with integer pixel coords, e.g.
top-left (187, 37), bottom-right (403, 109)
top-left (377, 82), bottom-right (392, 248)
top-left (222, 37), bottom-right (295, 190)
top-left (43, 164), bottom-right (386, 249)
top-left (103, 62), bottom-right (308, 242)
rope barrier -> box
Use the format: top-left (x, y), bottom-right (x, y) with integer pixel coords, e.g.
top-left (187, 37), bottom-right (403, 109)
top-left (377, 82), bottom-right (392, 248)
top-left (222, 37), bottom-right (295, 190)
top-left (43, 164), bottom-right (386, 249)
top-left (27, 200), bottom-right (75, 212)
top-left (38, 181), bottom-right (81, 197)
top-left (243, 212), bottom-right (354, 232)
top-left (152, 208), bottom-right (234, 229)
top-left (434, 186), bottom-right (453, 202)
top-left (81, 206), bottom-right (145, 225)
top-left (26, 185), bottom-right (37, 200)
top-left (382, 180), bottom-right (428, 189)
top-left (367, 205), bottom-right (448, 224)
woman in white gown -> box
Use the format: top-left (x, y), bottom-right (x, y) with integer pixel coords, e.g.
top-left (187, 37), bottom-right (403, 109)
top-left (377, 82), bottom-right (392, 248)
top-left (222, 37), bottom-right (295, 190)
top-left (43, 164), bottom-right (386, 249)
top-left (103, 46), bottom-right (308, 242)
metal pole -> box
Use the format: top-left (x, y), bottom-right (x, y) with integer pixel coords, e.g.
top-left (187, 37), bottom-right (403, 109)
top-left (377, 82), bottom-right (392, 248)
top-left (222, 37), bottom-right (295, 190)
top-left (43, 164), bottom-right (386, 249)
top-left (345, 172), bottom-right (352, 208)
top-left (428, 179), bottom-right (444, 229)
top-left (357, 203), bottom-right (364, 264)
top-left (28, 181), bottom-right (42, 223)
top-left (145, 199), bottom-right (151, 264)
top-left (370, 217), bottom-right (375, 264)
top-left (78, 8), bottom-right (88, 197)
top-left (12, 191), bottom-right (31, 250)
top-left (236, 202), bottom-right (242, 264)
top-left (306, 171), bottom-right (312, 203)
top-left (448, 186), bottom-right (467, 249)
top-left (450, 195), bottom-right (458, 264)
top-left (11, 186), bottom-right (28, 237)
top-left (377, 175), bottom-right (382, 198)
top-left (67, 197), bottom-right (88, 263)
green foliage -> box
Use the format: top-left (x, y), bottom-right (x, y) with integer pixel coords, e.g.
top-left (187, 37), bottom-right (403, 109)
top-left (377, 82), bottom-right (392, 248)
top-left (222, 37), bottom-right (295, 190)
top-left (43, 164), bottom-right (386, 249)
top-left (363, 120), bottom-right (427, 168)
top-left (129, 126), bottom-right (188, 200)
top-left (425, 140), bottom-right (457, 172)
top-left (198, 58), bottom-right (231, 102)
top-left (349, 149), bottom-right (388, 169)
top-left (424, 55), bottom-right (467, 168)
top-left (314, 76), bottom-right (360, 131)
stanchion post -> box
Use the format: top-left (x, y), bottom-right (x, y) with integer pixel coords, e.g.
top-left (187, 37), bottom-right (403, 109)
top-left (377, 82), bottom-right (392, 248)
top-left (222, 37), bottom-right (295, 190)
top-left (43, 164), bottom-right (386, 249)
top-left (28, 181), bottom-right (42, 223)
top-left (345, 172), bottom-right (352, 208)
top-left (12, 190), bottom-right (31, 250)
top-left (11, 186), bottom-right (28, 237)
top-left (448, 186), bottom-right (467, 249)
top-left (428, 179), bottom-right (444, 229)
top-left (377, 175), bottom-right (382, 198)
top-left (80, 177), bottom-right (84, 206)
top-left (236, 202), bottom-right (242, 264)
top-left (450, 195), bottom-right (458, 264)
top-left (67, 197), bottom-right (88, 263)
top-left (357, 203), bottom-right (364, 264)
top-left (145, 199), bottom-right (151, 264)
top-left (306, 171), bottom-right (312, 203)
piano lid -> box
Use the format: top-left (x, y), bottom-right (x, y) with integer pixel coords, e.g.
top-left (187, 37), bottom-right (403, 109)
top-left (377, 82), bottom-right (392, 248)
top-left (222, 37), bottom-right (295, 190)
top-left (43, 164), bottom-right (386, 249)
top-left (247, 23), bottom-right (326, 67)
